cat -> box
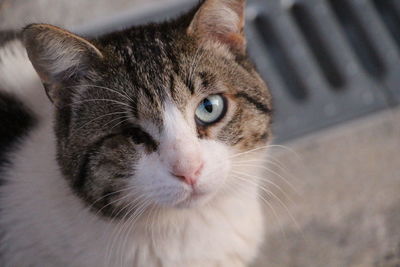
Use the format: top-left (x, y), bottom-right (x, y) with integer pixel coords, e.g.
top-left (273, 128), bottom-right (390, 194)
top-left (0, 0), bottom-right (272, 266)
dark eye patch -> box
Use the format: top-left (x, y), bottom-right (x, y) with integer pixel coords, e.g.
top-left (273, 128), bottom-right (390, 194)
top-left (75, 126), bottom-right (157, 186)
top-left (121, 126), bottom-right (158, 152)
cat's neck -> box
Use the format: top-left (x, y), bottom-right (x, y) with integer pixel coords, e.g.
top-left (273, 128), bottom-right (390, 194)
top-left (1, 117), bottom-right (262, 266)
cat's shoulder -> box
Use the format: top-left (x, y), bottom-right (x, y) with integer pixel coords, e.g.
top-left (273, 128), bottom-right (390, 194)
top-left (0, 92), bottom-right (36, 173)
top-left (0, 30), bottom-right (41, 178)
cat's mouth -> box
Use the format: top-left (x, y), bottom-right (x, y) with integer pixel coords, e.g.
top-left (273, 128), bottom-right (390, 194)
top-left (175, 187), bottom-right (211, 208)
top-left (189, 189), bottom-right (207, 200)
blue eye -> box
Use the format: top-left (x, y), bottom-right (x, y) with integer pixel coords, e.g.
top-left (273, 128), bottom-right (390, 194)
top-left (195, 95), bottom-right (227, 125)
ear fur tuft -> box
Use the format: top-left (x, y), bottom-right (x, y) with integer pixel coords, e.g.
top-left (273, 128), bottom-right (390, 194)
top-left (22, 24), bottom-right (103, 104)
top-left (188, 0), bottom-right (246, 53)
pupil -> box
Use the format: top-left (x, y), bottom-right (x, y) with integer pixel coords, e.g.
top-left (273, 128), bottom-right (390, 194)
top-left (204, 99), bottom-right (213, 113)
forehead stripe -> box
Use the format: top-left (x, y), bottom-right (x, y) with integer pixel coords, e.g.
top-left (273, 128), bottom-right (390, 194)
top-left (235, 92), bottom-right (271, 114)
top-left (185, 75), bottom-right (195, 94)
top-left (169, 73), bottom-right (176, 99)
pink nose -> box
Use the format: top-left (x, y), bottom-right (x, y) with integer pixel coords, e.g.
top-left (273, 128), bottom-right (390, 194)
top-left (171, 161), bottom-right (204, 186)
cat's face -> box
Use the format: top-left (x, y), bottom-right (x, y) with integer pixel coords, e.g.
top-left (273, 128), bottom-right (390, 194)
top-left (23, 0), bottom-right (272, 217)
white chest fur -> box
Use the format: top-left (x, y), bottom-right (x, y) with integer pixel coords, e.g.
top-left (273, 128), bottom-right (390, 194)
top-left (0, 117), bottom-right (264, 267)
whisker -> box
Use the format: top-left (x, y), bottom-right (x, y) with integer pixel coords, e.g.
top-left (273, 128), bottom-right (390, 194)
top-left (66, 98), bottom-right (132, 109)
top-left (99, 115), bottom-right (130, 129)
top-left (105, 193), bottom-right (147, 266)
top-left (227, 178), bottom-right (288, 242)
top-left (232, 163), bottom-right (299, 195)
top-left (146, 204), bottom-right (159, 251)
top-left (79, 185), bottom-right (141, 226)
top-left (230, 144), bottom-right (300, 160)
top-left (117, 199), bottom-right (151, 266)
top-left (231, 170), bottom-right (294, 205)
top-left (69, 111), bottom-right (128, 137)
top-left (233, 156), bottom-right (290, 174)
top-left (93, 186), bottom-right (141, 218)
top-left (232, 175), bottom-right (302, 233)
top-left (266, 144), bottom-right (301, 159)
top-left (65, 84), bottom-right (135, 103)
top-left (233, 157), bottom-right (294, 182)
top-left (111, 192), bottom-right (152, 267)
top-left (109, 117), bottom-right (133, 131)
top-left (235, 156), bottom-right (295, 180)
top-left (229, 145), bottom-right (270, 159)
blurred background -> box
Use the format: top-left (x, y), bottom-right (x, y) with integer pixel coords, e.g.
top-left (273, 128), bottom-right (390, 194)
top-left (1, 0), bottom-right (399, 266)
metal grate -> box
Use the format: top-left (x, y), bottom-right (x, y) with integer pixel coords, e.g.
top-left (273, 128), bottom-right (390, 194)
top-left (78, 0), bottom-right (400, 142)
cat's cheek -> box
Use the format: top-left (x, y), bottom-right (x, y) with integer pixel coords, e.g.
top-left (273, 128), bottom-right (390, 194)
top-left (195, 140), bottom-right (231, 195)
top-left (128, 153), bottom-right (190, 207)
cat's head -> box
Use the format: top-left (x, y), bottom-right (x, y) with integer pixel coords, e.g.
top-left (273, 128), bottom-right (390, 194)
top-left (23, 0), bottom-right (272, 217)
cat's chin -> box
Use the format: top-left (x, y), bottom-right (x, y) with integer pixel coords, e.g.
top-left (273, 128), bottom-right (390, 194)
top-left (173, 190), bottom-right (215, 209)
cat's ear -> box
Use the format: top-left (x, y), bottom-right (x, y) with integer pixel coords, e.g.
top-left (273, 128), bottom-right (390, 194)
top-left (187, 0), bottom-right (246, 54)
top-left (22, 24), bottom-right (103, 104)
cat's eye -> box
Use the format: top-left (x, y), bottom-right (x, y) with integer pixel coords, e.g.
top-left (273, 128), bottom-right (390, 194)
top-left (195, 94), bottom-right (227, 125)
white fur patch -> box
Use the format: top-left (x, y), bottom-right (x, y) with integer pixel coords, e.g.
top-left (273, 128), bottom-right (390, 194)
top-left (133, 102), bottom-right (231, 207)
top-left (0, 40), bottom-right (51, 119)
